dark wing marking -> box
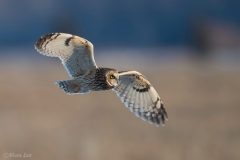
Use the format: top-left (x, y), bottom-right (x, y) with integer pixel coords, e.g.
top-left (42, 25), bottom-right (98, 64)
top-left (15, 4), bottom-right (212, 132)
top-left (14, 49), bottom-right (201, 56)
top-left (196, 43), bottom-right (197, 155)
top-left (35, 33), bottom-right (97, 78)
top-left (112, 71), bottom-right (167, 126)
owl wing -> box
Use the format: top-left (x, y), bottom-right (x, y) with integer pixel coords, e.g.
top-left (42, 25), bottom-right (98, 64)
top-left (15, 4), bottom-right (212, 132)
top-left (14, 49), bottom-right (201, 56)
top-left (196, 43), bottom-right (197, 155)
top-left (35, 33), bottom-right (97, 78)
top-left (112, 71), bottom-right (167, 126)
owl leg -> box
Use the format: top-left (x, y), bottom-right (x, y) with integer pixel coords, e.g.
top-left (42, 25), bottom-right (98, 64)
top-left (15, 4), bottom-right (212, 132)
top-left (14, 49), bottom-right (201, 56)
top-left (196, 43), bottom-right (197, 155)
top-left (55, 79), bottom-right (90, 95)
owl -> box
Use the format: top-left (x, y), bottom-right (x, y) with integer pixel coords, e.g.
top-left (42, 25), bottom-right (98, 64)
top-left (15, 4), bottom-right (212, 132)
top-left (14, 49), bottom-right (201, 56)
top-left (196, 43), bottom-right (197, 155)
top-left (35, 33), bottom-right (168, 126)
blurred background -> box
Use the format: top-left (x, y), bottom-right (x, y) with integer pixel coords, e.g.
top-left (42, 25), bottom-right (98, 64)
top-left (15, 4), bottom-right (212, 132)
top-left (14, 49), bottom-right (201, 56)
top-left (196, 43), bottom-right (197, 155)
top-left (0, 0), bottom-right (240, 160)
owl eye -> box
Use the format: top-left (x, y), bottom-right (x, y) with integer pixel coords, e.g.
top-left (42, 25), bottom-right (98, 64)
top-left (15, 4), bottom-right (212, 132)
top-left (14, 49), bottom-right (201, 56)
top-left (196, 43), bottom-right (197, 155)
top-left (110, 75), bottom-right (115, 79)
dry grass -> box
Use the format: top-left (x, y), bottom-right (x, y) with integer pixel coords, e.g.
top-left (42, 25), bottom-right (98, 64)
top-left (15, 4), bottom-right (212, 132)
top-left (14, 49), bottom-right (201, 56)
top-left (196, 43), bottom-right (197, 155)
top-left (0, 56), bottom-right (240, 160)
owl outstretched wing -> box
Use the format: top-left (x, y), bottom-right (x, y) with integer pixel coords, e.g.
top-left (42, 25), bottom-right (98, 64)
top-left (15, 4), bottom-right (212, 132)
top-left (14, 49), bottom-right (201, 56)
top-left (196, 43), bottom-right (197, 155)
top-left (112, 71), bottom-right (167, 126)
top-left (35, 33), bottom-right (97, 78)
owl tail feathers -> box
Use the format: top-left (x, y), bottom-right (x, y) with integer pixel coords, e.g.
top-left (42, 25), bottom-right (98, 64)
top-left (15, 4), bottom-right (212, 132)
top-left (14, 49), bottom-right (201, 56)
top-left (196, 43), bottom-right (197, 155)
top-left (55, 80), bottom-right (90, 95)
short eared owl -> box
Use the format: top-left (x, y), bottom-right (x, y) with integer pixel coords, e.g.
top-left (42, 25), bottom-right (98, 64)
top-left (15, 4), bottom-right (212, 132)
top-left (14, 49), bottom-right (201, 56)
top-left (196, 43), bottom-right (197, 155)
top-left (35, 33), bottom-right (167, 126)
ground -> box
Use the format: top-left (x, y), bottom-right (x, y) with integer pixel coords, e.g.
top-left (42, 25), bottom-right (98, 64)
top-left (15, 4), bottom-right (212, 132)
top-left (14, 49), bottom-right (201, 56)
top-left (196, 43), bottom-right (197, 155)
top-left (0, 50), bottom-right (240, 160)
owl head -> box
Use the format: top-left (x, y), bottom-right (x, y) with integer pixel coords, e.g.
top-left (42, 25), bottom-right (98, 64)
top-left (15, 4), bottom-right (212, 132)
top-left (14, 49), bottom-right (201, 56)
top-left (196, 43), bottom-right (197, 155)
top-left (105, 70), bottom-right (119, 87)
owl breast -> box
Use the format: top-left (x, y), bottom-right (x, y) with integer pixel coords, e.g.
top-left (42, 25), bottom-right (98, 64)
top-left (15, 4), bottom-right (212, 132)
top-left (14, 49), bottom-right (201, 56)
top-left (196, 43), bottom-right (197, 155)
top-left (83, 67), bottom-right (117, 91)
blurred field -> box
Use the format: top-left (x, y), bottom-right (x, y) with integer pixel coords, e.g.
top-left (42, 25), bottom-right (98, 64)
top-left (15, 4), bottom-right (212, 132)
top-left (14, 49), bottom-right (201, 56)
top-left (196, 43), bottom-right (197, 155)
top-left (0, 50), bottom-right (240, 160)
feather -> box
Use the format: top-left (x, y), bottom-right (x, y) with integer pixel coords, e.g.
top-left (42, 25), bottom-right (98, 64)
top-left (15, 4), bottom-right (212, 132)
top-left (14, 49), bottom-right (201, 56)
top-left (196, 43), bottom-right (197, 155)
top-left (148, 113), bottom-right (154, 124)
top-left (35, 33), bottom-right (97, 78)
top-left (119, 87), bottom-right (128, 102)
top-left (140, 93), bottom-right (147, 121)
top-left (120, 82), bottom-right (132, 103)
top-left (112, 81), bottom-right (123, 91)
top-left (123, 82), bottom-right (134, 106)
top-left (116, 83), bottom-right (126, 97)
top-left (152, 113), bottom-right (160, 126)
top-left (128, 87), bottom-right (136, 111)
top-left (133, 91), bottom-right (140, 117)
top-left (112, 71), bottom-right (167, 126)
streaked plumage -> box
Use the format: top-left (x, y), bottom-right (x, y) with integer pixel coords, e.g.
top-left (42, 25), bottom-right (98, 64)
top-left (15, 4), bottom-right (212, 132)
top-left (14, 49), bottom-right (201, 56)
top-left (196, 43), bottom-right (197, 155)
top-left (35, 33), bottom-right (168, 126)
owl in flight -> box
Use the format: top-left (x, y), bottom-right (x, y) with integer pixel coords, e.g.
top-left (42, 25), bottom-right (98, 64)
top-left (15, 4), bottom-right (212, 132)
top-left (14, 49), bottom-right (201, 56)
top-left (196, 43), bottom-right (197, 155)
top-left (35, 33), bottom-right (167, 126)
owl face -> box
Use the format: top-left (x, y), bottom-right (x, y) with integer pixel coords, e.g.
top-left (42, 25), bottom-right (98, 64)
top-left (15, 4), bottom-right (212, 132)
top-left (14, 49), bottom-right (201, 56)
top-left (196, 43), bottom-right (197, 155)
top-left (105, 70), bottom-right (119, 87)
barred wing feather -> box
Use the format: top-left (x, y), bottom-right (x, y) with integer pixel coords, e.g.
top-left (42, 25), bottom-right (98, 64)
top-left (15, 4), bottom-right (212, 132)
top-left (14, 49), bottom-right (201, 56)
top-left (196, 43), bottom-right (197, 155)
top-left (113, 71), bottom-right (167, 126)
top-left (35, 33), bottom-right (97, 78)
